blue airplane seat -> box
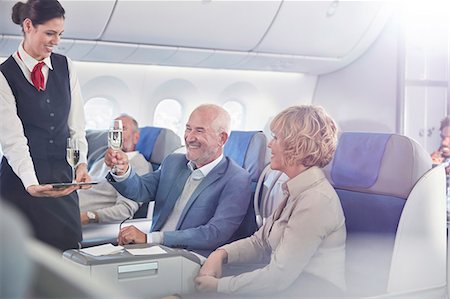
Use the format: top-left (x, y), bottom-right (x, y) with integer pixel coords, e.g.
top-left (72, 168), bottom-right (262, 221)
top-left (224, 130), bottom-right (267, 241)
top-left (323, 132), bottom-right (446, 297)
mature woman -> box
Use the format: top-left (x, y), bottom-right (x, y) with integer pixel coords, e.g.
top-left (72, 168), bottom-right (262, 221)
top-left (195, 105), bottom-right (346, 297)
top-left (0, 0), bottom-right (90, 251)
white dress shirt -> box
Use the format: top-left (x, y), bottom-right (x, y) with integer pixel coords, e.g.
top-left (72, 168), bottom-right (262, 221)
top-left (0, 42), bottom-right (87, 189)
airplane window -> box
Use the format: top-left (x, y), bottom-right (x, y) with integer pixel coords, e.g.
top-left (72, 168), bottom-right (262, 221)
top-left (223, 100), bottom-right (245, 131)
top-left (153, 99), bottom-right (183, 137)
top-left (401, 3), bottom-right (449, 152)
top-left (84, 97), bottom-right (118, 130)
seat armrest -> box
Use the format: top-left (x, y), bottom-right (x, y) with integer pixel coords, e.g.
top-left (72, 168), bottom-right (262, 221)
top-left (81, 219), bottom-right (152, 247)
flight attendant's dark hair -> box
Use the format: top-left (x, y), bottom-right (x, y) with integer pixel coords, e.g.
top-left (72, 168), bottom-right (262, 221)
top-left (11, 0), bottom-right (65, 28)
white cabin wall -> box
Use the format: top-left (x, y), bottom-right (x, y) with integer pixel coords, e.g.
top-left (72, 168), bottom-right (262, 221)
top-left (313, 17), bottom-right (401, 133)
top-left (74, 62), bottom-right (317, 134)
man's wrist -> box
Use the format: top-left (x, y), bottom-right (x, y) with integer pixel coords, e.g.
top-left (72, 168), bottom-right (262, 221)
top-left (86, 211), bottom-right (98, 223)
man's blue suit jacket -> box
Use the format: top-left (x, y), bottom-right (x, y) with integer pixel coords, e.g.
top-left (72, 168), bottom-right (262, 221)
top-left (108, 153), bottom-right (252, 250)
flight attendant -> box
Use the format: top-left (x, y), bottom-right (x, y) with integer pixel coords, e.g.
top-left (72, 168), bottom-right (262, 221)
top-left (0, 0), bottom-right (90, 251)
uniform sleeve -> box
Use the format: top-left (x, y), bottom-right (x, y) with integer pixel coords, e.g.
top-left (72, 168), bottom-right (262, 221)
top-left (66, 58), bottom-right (88, 165)
top-left (96, 154), bottom-right (152, 222)
top-left (0, 71), bottom-right (39, 188)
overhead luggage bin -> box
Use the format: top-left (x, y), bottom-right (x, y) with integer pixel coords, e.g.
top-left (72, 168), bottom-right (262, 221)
top-left (256, 1), bottom-right (389, 57)
top-left (102, 0), bottom-right (281, 51)
top-left (0, 35), bottom-right (21, 57)
top-left (58, 0), bottom-right (116, 39)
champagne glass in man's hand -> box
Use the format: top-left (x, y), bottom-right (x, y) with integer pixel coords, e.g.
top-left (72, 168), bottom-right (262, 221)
top-left (108, 119), bottom-right (123, 174)
top-left (66, 138), bottom-right (80, 182)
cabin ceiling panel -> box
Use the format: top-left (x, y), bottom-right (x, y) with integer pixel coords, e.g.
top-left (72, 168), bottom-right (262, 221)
top-left (234, 52), bottom-right (343, 74)
top-left (101, 0), bottom-right (281, 51)
top-left (123, 44), bottom-right (177, 65)
top-left (162, 47), bottom-right (214, 67)
top-left (196, 50), bottom-right (249, 69)
top-left (54, 39), bottom-right (75, 56)
top-left (83, 42), bottom-right (137, 63)
top-left (64, 40), bottom-right (97, 61)
top-left (256, 1), bottom-right (386, 57)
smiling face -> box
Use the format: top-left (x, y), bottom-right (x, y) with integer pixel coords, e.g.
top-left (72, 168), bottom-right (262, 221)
top-left (268, 131), bottom-right (285, 172)
top-left (22, 17), bottom-right (64, 61)
top-left (440, 126), bottom-right (450, 158)
top-left (184, 106), bottom-right (228, 168)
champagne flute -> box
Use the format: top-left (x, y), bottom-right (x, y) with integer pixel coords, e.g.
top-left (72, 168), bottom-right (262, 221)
top-left (108, 119), bottom-right (123, 173)
top-left (66, 138), bottom-right (80, 183)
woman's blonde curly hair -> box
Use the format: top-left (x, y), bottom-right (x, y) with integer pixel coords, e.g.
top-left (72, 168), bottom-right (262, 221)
top-left (270, 105), bottom-right (338, 168)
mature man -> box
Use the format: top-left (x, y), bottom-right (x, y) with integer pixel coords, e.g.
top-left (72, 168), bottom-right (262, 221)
top-left (79, 114), bottom-right (151, 224)
top-left (105, 104), bottom-right (252, 250)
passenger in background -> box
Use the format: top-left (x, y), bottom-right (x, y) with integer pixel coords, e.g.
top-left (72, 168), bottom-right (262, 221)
top-left (79, 114), bottom-right (151, 224)
top-left (0, 0), bottom-right (89, 251)
top-left (431, 116), bottom-right (450, 217)
top-left (195, 105), bottom-right (346, 298)
top-left (105, 104), bottom-right (252, 251)
top-left (431, 116), bottom-right (450, 175)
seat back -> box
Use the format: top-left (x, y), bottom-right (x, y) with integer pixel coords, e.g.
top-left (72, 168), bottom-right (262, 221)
top-left (224, 131), bottom-right (267, 241)
top-left (322, 132), bottom-right (434, 296)
top-left (253, 164), bottom-right (288, 227)
top-left (136, 126), bottom-right (182, 171)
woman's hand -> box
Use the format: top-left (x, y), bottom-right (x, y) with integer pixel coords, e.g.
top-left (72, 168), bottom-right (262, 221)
top-left (75, 163), bottom-right (91, 188)
top-left (198, 249), bottom-right (228, 278)
top-left (194, 275), bottom-right (219, 293)
top-left (26, 184), bottom-right (79, 197)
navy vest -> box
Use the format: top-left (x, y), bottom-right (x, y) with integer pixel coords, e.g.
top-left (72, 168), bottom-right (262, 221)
top-left (0, 54), bottom-right (71, 160)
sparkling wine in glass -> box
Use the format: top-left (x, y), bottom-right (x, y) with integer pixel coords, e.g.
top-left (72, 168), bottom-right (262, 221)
top-left (108, 119), bottom-right (123, 173)
top-left (66, 138), bottom-right (80, 182)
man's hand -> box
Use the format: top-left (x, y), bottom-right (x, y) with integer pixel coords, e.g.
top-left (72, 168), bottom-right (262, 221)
top-left (105, 148), bottom-right (129, 175)
top-left (117, 225), bottom-right (146, 245)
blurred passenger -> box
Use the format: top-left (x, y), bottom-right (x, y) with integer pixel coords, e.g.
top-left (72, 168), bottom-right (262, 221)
top-left (0, 0), bottom-right (90, 251)
top-left (105, 104), bottom-right (252, 251)
top-left (79, 114), bottom-right (151, 224)
top-left (431, 116), bottom-right (450, 175)
top-left (431, 116), bottom-right (450, 217)
top-left (195, 105), bottom-right (346, 298)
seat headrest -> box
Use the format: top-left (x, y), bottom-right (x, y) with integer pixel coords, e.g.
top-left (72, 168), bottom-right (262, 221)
top-left (136, 126), bottom-right (182, 166)
top-left (324, 132), bottom-right (432, 198)
top-left (136, 127), bottom-right (162, 161)
top-left (224, 131), bottom-right (267, 185)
